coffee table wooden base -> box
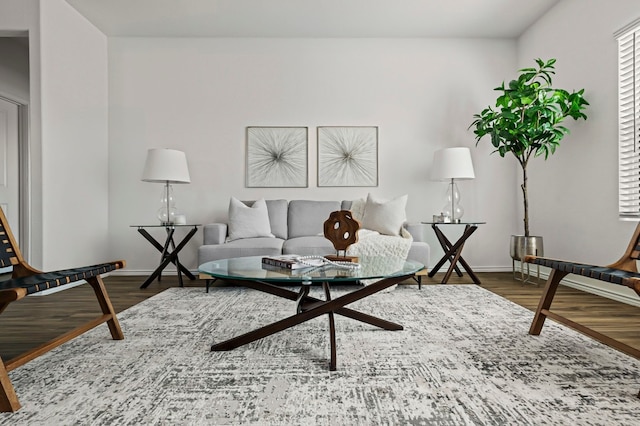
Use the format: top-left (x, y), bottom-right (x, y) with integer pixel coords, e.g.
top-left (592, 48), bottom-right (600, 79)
top-left (210, 274), bottom-right (410, 370)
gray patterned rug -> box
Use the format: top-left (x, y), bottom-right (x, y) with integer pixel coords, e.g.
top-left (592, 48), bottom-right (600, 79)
top-left (2, 285), bottom-right (639, 425)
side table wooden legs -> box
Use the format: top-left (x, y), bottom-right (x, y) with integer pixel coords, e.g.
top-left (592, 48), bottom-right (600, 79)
top-left (137, 225), bottom-right (198, 289)
top-left (428, 224), bottom-right (481, 284)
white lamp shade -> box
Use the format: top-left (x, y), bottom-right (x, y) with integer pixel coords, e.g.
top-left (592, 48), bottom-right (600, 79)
top-left (431, 147), bottom-right (476, 181)
top-left (142, 148), bottom-right (191, 184)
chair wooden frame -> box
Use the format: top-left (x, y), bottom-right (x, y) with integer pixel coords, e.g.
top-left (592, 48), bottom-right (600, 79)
top-left (0, 207), bottom-right (124, 412)
top-left (525, 224), bottom-right (640, 399)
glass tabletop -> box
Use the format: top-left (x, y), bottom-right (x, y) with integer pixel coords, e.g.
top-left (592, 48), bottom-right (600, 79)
top-left (198, 256), bottom-right (424, 283)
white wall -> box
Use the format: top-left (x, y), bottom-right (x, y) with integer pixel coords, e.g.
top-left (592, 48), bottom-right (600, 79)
top-left (39, 0), bottom-right (110, 269)
top-left (518, 0), bottom-right (640, 304)
top-left (108, 37), bottom-right (519, 274)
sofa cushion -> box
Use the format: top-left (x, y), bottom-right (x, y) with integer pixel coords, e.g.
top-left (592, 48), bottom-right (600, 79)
top-left (227, 197), bottom-right (274, 241)
top-left (288, 200), bottom-right (341, 238)
top-left (361, 193), bottom-right (407, 236)
top-left (198, 237), bottom-right (284, 263)
top-left (283, 236), bottom-right (335, 256)
top-left (265, 199), bottom-right (288, 240)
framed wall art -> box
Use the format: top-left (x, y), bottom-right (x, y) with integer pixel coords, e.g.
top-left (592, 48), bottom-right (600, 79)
top-left (246, 126), bottom-right (308, 188)
top-left (317, 126), bottom-right (378, 187)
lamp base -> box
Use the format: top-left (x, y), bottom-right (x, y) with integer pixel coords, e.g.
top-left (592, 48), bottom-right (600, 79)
top-left (442, 179), bottom-right (464, 223)
top-left (157, 183), bottom-right (177, 225)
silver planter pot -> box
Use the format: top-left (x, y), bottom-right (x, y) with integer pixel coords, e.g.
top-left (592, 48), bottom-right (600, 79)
top-left (510, 235), bottom-right (544, 261)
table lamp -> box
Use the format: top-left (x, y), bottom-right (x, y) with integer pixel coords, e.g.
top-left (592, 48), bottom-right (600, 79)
top-left (142, 148), bottom-right (191, 225)
top-left (431, 147), bottom-right (475, 223)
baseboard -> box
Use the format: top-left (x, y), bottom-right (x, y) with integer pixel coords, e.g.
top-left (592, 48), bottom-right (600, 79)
top-left (466, 266), bottom-right (514, 273)
top-left (556, 275), bottom-right (640, 307)
top-left (30, 280), bottom-right (86, 296)
top-left (29, 271), bottom-right (122, 296)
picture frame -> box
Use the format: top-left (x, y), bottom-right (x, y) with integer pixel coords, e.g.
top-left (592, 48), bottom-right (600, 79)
top-left (246, 126), bottom-right (308, 188)
top-left (317, 126), bottom-right (378, 187)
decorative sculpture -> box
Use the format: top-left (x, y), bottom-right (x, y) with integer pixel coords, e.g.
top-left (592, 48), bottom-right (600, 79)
top-left (323, 210), bottom-right (360, 262)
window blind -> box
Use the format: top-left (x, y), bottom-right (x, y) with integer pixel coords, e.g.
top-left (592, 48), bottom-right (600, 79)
top-left (617, 19), bottom-right (640, 219)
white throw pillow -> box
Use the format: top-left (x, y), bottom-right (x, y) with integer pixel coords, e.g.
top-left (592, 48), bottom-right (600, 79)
top-left (227, 197), bottom-right (274, 241)
top-left (361, 193), bottom-right (407, 236)
top-left (349, 197), bottom-right (367, 222)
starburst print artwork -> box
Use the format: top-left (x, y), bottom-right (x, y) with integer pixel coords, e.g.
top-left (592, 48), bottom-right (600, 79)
top-left (246, 127), bottom-right (308, 187)
top-left (318, 127), bottom-right (378, 187)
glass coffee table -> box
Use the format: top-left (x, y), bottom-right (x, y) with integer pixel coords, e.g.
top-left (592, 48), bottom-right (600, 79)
top-left (198, 256), bottom-right (423, 371)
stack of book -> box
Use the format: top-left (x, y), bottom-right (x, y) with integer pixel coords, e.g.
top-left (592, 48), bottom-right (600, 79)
top-left (261, 255), bottom-right (325, 270)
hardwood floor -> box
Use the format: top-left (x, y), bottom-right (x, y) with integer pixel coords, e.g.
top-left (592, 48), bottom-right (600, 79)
top-left (1, 273), bottom-right (639, 362)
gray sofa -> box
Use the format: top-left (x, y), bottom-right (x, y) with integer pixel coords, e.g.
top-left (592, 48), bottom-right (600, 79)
top-left (197, 199), bottom-right (430, 268)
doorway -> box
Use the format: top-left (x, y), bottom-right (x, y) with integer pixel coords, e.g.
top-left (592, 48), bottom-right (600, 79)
top-left (0, 34), bottom-right (30, 262)
top-left (0, 95), bottom-right (29, 257)
top-left (0, 96), bottom-right (19, 233)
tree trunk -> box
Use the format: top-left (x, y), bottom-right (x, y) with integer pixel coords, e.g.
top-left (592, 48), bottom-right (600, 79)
top-left (521, 166), bottom-right (529, 237)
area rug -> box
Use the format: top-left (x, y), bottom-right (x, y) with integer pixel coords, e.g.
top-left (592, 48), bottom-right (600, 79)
top-left (2, 285), bottom-right (639, 425)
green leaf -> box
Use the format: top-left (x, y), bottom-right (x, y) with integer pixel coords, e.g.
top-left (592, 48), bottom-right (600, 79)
top-left (519, 72), bottom-right (536, 83)
top-left (469, 58), bottom-right (588, 180)
top-left (519, 66), bottom-right (537, 73)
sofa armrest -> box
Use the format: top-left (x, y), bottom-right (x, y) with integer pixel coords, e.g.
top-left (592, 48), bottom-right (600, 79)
top-left (404, 222), bottom-right (429, 243)
top-left (203, 223), bottom-right (228, 245)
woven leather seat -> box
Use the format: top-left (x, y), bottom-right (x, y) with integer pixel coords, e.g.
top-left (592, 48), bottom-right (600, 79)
top-left (0, 207), bottom-right (125, 412)
top-left (0, 263), bottom-right (120, 294)
top-left (526, 258), bottom-right (640, 286)
top-left (524, 225), bottom-right (640, 398)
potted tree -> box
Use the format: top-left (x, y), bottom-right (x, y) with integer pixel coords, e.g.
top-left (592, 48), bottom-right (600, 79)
top-left (469, 58), bottom-right (589, 267)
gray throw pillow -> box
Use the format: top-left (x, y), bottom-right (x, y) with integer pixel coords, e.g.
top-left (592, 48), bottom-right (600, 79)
top-left (227, 197), bottom-right (274, 241)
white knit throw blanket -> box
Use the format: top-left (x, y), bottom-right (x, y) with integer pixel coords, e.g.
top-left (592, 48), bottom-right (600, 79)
top-left (346, 228), bottom-right (413, 260)
top-left (345, 199), bottom-right (413, 289)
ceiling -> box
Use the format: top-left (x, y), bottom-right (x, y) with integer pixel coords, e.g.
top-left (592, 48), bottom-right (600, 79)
top-left (64, 0), bottom-right (560, 38)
